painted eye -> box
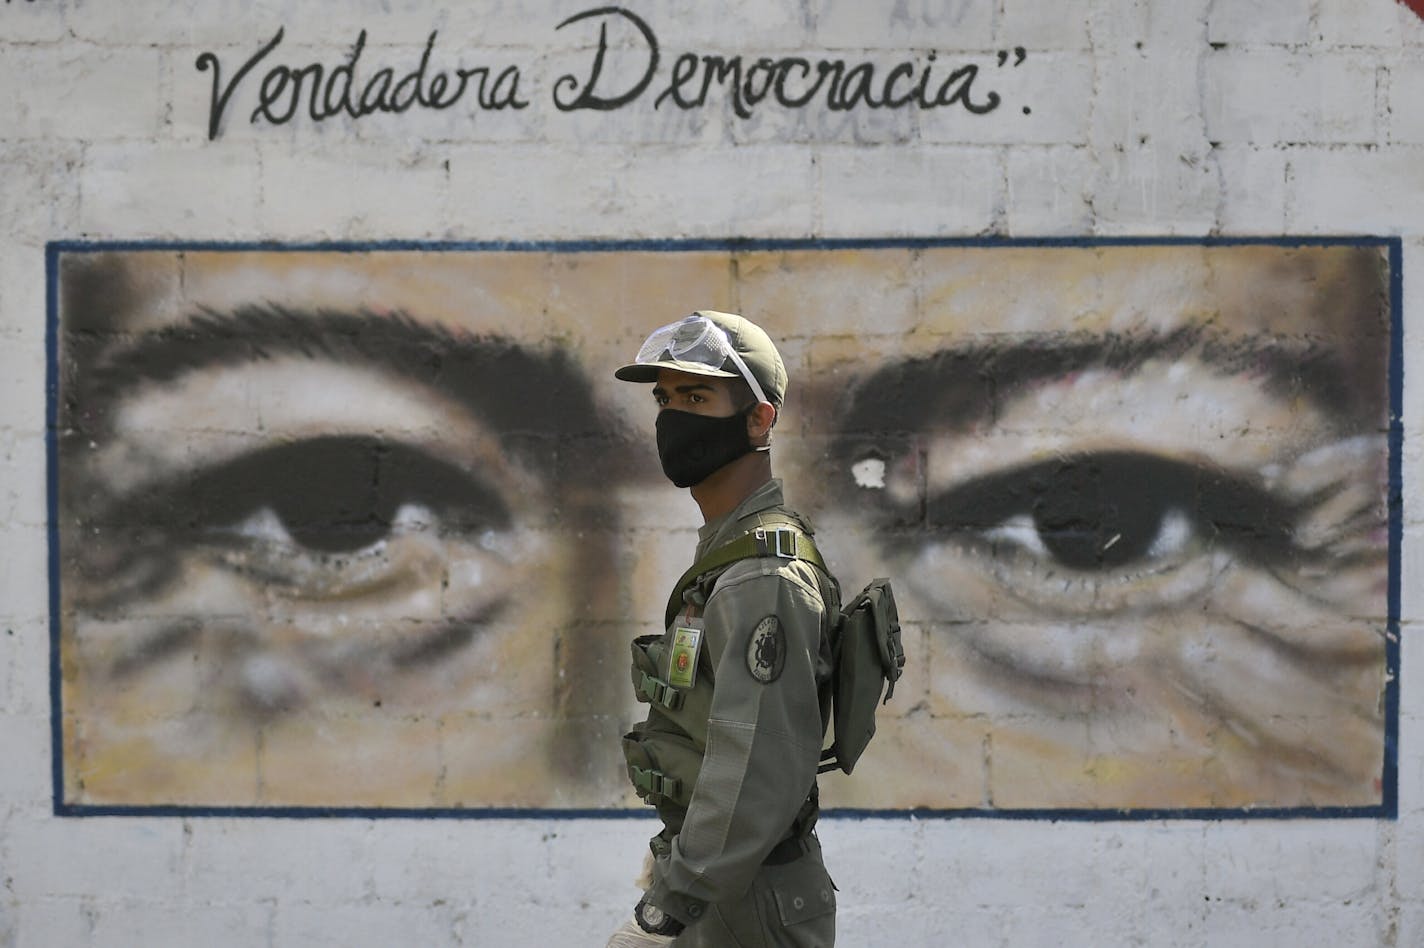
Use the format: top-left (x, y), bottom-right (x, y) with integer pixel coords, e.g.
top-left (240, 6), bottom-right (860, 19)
top-left (925, 452), bottom-right (1295, 575)
top-left (83, 435), bottom-right (513, 598)
top-left (182, 435), bottom-right (511, 554)
top-left (843, 449), bottom-right (1310, 624)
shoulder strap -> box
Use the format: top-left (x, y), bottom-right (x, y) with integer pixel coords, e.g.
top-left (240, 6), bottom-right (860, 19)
top-left (662, 513), bottom-right (829, 627)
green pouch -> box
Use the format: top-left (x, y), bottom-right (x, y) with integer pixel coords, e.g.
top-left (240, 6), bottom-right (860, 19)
top-left (629, 635), bottom-right (715, 742)
top-left (621, 723), bottom-right (702, 809)
top-left (821, 578), bottom-right (905, 776)
top-left (629, 635), bottom-right (662, 691)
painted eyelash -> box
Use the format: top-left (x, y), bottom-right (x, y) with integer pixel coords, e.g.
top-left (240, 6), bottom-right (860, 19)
top-left (916, 451), bottom-right (1300, 572)
top-left (74, 436), bottom-right (512, 605)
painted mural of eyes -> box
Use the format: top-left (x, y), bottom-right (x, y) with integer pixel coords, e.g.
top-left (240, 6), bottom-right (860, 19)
top-left (933, 452), bottom-right (1294, 568)
top-left (915, 451), bottom-right (1299, 612)
top-left (96, 435), bottom-right (514, 600)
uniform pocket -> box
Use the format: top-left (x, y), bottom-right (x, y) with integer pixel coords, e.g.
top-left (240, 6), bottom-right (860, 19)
top-left (766, 860), bottom-right (836, 927)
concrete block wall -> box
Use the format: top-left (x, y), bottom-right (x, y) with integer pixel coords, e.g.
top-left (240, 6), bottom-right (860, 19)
top-left (3, 1), bottom-right (1423, 945)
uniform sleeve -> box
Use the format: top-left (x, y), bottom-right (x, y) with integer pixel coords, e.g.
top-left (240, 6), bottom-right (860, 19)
top-left (644, 561), bottom-right (827, 925)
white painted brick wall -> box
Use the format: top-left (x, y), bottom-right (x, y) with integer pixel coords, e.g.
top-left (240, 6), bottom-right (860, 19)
top-left (1211, 144), bottom-right (1290, 232)
top-left (1287, 146), bottom-right (1424, 233)
top-left (1088, 142), bottom-right (1220, 234)
top-left (447, 143), bottom-right (821, 239)
top-left (813, 0), bottom-right (997, 51)
top-left (1087, 0), bottom-right (1211, 51)
top-left (1006, 144), bottom-right (1097, 234)
top-left (3, 1), bottom-right (1423, 946)
top-left (8, 899), bottom-right (94, 948)
top-left (3, 6), bottom-right (65, 44)
top-left (0, 47), bottom-right (164, 142)
top-left (1204, 49), bottom-right (1380, 145)
top-left (0, 432), bottom-right (43, 533)
top-left (0, 620), bottom-right (47, 721)
top-left (816, 144), bottom-right (1003, 236)
top-left (0, 713), bottom-right (49, 815)
top-left (1206, 0), bottom-right (1313, 46)
top-left (92, 900), bottom-right (274, 948)
top-left (0, 526), bottom-right (46, 628)
top-left (77, 143), bottom-right (266, 238)
top-left (1389, 55), bottom-right (1424, 143)
top-left (999, 0), bottom-right (1093, 50)
top-left (254, 143), bottom-right (452, 240)
top-left (1316, 0), bottom-right (1415, 46)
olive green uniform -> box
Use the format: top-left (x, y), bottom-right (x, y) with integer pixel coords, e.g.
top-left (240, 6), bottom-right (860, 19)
top-left (625, 480), bottom-right (838, 947)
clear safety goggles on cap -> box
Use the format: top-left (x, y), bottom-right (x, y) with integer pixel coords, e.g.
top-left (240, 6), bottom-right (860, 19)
top-left (633, 315), bottom-right (770, 406)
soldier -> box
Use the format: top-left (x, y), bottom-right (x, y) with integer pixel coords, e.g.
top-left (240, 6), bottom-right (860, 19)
top-left (605, 311), bottom-right (839, 948)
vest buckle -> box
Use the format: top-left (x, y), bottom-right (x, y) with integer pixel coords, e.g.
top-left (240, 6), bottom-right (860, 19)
top-left (754, 526), bottom-right (798, 558)
top-left (630, 765), bottom-right (682, 802)
top-left (638, 672), bottom-right (684, 711)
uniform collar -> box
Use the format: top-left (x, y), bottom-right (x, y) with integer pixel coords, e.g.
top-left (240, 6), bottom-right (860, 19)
top-left (696, 478), bottom-right (785, 555)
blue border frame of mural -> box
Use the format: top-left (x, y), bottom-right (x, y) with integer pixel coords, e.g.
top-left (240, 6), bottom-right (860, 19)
top-left (45, 235), bottom-right (1403, 822)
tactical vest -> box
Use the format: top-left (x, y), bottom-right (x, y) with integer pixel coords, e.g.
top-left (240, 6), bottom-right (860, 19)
top-left (620, 508), bottom-right (837, 836)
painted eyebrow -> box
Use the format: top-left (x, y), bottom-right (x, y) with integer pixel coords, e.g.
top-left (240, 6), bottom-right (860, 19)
top-left (71, 304), bottom-right (613, 463)
top-left (832, 325), bottom-right (1382, 441)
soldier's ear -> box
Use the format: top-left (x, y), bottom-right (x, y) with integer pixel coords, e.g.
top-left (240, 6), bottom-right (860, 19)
top-left (747, 402), bottom-right (777, 441)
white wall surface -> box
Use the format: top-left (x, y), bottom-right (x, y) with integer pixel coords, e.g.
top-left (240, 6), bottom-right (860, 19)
top-left (3, 1), bottom-right (1423, 945)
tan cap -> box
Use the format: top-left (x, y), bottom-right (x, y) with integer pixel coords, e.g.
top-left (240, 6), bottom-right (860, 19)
top-left (615, 310), bottom-right (788, 406)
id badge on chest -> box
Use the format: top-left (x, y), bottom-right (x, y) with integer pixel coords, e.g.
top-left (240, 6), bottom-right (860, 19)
top-left (667, 618), bottom-right (704, 690)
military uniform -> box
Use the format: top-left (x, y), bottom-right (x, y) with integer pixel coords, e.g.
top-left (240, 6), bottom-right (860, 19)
top-left (623, 479), bottom-right (839, 948)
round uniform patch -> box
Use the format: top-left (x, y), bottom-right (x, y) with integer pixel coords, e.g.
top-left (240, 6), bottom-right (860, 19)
top-left (746, 616), bottom-right (786, 684)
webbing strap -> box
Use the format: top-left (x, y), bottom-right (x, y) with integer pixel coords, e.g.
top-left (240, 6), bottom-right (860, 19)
top-left (630, 766), bottom-right (681, 802)
top-left (637, 672), bottom-right (684, 711)
top-left (663, 514), bottom-right (828, 627)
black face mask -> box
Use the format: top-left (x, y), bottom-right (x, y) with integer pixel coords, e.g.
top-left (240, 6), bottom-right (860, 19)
top-left (656, 408), bottom-right (753, 488)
